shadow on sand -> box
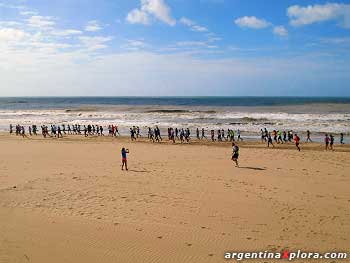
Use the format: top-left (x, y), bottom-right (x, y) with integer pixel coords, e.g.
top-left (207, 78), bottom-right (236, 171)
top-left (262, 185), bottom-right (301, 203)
top-left (238, 166), bottom-right (266, 171)
top-left (128, 169), bottom-right (151, 173)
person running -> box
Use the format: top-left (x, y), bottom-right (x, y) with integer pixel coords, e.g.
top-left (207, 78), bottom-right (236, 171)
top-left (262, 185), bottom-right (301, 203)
top-left (57, 126), bottom-right (63, 138)
top-left (231, 142), bottom-right (239, 167)
top-left (324, 134), bottom-right (330, 151)
top-left (306, 130), bottom-right (312, 142)
top-left (121, 147), bottom-right (129, 171)
top-left (281, 131), bottom-right (286, 143)
top-left (277, 130), bottom-right (283, 144)
top-left (330, 134), bottom-right (334, 151)
top-left (267, 133), bottom-right (274, 148)
top-left (130, 128), bottom-right (136, 141)
top-left (294, 133), bottom-right (301, 151)
top-left (340, 133), bottom-right (344, 144)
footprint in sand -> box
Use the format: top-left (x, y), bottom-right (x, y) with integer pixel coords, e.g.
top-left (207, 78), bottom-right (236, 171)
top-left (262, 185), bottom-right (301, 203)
top-left (157, 236), bottom-right (163, 239)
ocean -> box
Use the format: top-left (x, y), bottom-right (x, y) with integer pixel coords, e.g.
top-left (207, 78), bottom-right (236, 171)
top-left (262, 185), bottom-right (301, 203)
top-left (1, 97), bottom-right (349, 139)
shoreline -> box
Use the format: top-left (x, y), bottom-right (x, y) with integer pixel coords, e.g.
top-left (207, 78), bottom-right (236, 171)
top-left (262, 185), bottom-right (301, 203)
top-left (1, 132), bottom-right (349, 152)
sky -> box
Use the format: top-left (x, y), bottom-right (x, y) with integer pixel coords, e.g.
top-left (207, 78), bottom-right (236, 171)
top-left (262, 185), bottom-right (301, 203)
top-left (0, 0), bottom-right (350, 96)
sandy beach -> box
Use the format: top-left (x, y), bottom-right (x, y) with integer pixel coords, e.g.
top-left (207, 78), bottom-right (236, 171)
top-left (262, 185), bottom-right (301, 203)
top-left (0, 133), bottom-right (349, 263)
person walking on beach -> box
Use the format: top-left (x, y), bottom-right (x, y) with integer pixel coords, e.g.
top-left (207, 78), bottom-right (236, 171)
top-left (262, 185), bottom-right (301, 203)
top-left (231, 142), bottom-right (239, 167)
top-left (9, 124), bottom-right (13, 134)
top-left (330, 134), bottom-right (334, 151)
top-left (201, 128), bottom-right (206, 139)
top-left (340, 133), bottom-right (345, 144)
top-left (325, 134), bottom-right (330, 151)
top-left (294, 133), bottom-right (301, 151)
top-left (237, 129), bottom-right (243, 141)
top-left (306, 130), bottom-right (312, 142)
top-left (260, 129), bottom-right (265, 142)
top-left (121, 147), bottom-right (129, 171)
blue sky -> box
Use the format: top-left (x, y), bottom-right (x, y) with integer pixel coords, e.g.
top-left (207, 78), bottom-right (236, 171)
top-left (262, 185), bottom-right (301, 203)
top-left (0, 0), bottom-right (350, 96)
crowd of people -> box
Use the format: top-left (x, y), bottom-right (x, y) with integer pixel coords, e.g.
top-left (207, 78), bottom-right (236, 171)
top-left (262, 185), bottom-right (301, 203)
top-left (9, 123), bottom-right (346, 151)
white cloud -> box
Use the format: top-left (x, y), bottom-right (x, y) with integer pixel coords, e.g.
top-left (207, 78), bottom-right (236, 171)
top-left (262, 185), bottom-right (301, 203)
top-left (20, 10), bottom-right (38, 16)
top-left (27, 16), bottom-right (55, 30)
top-left (126, 0), bottom-right (175, 26)
top-left (85, 20), bottom-right (102, 32)
top-left (179, 17), bottom-right (195, 26)
top-left (51, 29), bottom-right (83, 37)
top-left (176, 41), bottom-right (208, 47)
top-left (79, 36), bottom-right (112, 51)
top-left (191, 25), bottom-right (208, 32)
top-left (234, 16), bottom-right (271, 29)
top-left (126, 9), bottom-right (150, 25)
top-left (273, 25), bottom-right (288, 37)
top-left (179, 17), bottom-right (208, 32)
top-left (0, 3), bottom-right (25, 10)
top-left (0, 28), bottom-right (27, 43)
top-left (0, 21), bottom-right (22, 27)
top-left (287, 3), bottom-right (350, 28)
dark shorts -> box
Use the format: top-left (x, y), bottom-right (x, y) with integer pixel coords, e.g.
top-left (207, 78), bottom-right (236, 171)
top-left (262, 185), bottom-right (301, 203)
top-left (232, 153), bottom-right (239, 159)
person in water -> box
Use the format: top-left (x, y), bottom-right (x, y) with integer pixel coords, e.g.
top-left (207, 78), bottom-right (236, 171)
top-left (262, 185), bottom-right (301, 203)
top-left (231, 142), bottom-right (239, 167)
top-left (121, 147), bottom-right (129, 171)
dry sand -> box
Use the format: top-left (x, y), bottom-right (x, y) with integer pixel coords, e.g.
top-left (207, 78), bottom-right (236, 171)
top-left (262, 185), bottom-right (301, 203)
top-left (0, 133), bottom-right (349, 263)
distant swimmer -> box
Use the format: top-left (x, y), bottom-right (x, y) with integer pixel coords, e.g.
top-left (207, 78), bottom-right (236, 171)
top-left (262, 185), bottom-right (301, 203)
top-left (121, 147), bottom-right (129, 171)
top-left (231, 142), bottom-right (239, 167)
top-left (306, 130), bottom-right (312, 142)
top-left (294, 133), bottom-right (301, 151)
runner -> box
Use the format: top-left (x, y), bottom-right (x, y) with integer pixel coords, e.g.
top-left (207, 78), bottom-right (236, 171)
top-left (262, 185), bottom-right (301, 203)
top-left (267, 133), bottom-right (274, 148)
top-left (294, 133), bottom-right (301, 151)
